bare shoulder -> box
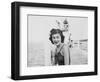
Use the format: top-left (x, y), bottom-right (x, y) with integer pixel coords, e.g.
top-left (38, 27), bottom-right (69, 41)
top-left (51, 45), bottom-right (56, 54)
top-left (63, 43), bottom-right (69, 49)
top-left (50, 44), bottom-right (55, 50)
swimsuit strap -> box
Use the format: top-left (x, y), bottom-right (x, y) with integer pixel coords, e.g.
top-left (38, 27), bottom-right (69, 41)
top-left (56, 44), bottom-right (64, 54)
top-left (60, 44), bottom-right (64, 52)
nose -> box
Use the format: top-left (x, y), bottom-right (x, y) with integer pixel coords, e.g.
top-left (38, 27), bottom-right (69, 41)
top-left (54, 38), bottom-right (58, 41)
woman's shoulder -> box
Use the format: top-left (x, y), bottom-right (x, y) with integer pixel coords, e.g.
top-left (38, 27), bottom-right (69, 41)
top-left (50, 45), bottom-right (56, 52)
top-left (63, 43), bottom-right (69, 48)
top-left (61, 43), bottom-right (69, 51)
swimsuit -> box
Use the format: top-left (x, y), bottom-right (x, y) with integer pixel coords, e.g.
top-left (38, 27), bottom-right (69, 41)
top-left (54, 45), bottom-right (65, 65)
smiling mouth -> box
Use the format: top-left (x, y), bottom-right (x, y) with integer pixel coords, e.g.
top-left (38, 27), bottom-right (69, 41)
top-left (54, 41), bottom-right (59, 44)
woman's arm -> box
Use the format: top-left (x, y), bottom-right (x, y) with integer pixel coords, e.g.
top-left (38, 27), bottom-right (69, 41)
top-left (51, 50), bottom-right (55, 65)
top-left (63, 44), bottom-right (70, 65)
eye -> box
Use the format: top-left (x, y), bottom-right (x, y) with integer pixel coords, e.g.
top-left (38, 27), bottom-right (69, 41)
top-left (52, 36), bottom-right (55, 39)
top-left (56, 36), bottom-right (59, 39)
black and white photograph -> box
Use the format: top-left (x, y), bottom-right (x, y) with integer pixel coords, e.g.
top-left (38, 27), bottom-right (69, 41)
top-left (27, 15), bottom-right (88, 67)
top-left (11, 2), bottom-right (97, 80)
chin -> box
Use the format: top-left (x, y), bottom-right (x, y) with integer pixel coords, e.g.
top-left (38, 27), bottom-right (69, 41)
top-left (55, 43), bottom-right (61, 46)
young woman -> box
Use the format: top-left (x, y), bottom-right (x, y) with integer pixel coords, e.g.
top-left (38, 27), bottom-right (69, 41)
top-left (49, 29), bottom-right (70, 65)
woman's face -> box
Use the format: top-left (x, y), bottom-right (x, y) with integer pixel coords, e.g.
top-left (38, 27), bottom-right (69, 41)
top-left (52, 33), bottom-right (61, 46)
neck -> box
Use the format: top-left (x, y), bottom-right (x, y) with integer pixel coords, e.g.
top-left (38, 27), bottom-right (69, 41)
top-left (57, 43), bottom-right (62, 48)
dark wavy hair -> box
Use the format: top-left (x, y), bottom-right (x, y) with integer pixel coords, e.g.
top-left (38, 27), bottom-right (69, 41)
top-left (49, 28), bottom-right (65, 44)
